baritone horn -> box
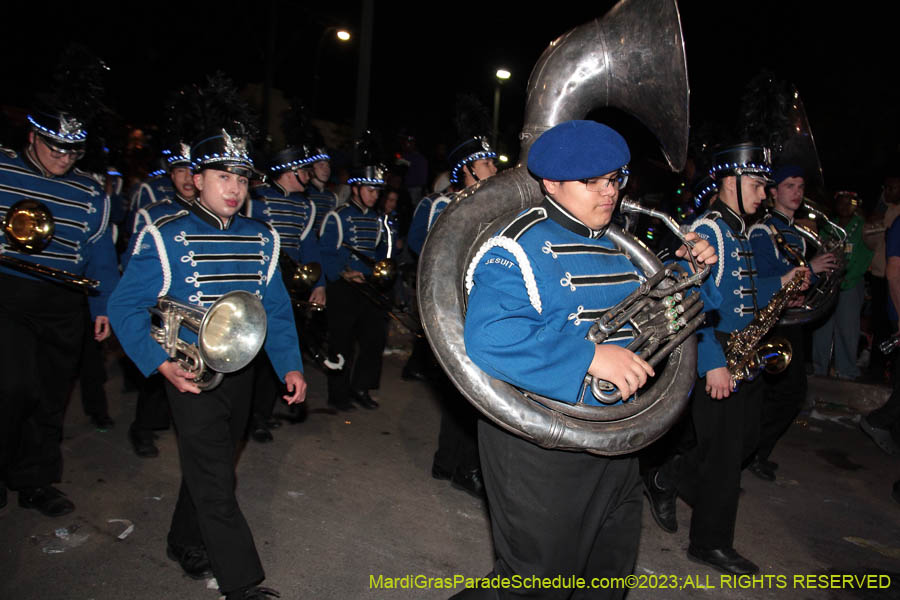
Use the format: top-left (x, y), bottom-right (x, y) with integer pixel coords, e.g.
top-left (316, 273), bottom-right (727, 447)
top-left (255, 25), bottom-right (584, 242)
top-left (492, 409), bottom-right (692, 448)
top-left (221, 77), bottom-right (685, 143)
top-left (1, 198), bottom-right (99, 291)
top-left (149, 290), bottom-right (267, 390)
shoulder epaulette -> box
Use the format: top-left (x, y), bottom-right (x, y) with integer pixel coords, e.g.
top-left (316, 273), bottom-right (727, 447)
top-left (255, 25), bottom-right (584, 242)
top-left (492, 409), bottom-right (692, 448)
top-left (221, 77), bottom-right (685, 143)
top-left (500, 207), bottom-right (548, 241)
top-left (154, 210), bottom-right (191, 230)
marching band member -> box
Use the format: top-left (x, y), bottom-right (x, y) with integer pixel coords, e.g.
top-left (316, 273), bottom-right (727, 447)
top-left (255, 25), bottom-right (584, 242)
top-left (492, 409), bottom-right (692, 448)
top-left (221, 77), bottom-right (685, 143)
top-left (0, 108), bottom-right (118, 516)
top-left (462, 120), bottom-right (717, 598)
top-left (318, 160), bottom-right (389, 411)
top-left (747, 165), bottom-right (839, 481)
top-left (244, 140), bottom-right (323, 441)
top-left (109, 123), bottom-right (305, 599)
top-left (644, 143), bottom-right (809, 575)
top-left (409, 134), bottom-right (498, 497)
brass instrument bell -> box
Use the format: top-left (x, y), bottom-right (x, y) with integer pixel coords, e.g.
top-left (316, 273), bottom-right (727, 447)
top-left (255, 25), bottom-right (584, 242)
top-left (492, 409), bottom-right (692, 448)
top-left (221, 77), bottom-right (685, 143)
top-left (3, 199), bottom-right (55, 253)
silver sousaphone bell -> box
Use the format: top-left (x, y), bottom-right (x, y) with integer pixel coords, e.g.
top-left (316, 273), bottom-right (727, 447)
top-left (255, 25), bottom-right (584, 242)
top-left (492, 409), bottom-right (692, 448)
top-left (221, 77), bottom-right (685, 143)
top-left (149, 290), bottom-right (268, 390)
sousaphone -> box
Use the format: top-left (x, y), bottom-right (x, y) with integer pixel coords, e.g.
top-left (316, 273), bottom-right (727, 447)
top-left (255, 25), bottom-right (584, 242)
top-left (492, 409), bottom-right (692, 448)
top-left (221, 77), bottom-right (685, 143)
top-left (418, 0), bottom-right (696, 455)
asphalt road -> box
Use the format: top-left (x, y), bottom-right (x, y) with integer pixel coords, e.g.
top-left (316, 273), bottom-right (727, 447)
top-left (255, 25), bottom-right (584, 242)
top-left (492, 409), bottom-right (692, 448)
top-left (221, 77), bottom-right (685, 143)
top-left (1, 350), bottom-right (899, 600)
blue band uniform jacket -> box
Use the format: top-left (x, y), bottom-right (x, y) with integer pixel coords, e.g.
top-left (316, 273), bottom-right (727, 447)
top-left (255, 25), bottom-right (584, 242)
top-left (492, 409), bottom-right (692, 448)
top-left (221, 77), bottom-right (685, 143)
top-left (407, 191), bottom-right (452, 256)
top-left (108, 201), bottom-right (303, 380)
top-left (464, 196), bottom-right (720, 406)
top-left (748, 209), bottom-right (819, 283)
top-left (129, 174), bottom-right (175, 213)
top-left (0, 147), bottom-right (119, 318)
top-left (690, 199), bottom-right (782, 376)
top-left (306, 185), bottom-right (339, 235)
top-left (245, 182), bottom-right (323, 287)
top-left (318, 198), bottom-right (388, 281)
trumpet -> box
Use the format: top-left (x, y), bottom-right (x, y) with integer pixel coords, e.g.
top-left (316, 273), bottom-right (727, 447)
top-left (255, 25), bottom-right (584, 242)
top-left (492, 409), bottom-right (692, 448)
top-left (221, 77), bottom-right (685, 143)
top-left (149, 291), bottom-right (267, 390)
top-left (1, 199), bottom-right (99, 291)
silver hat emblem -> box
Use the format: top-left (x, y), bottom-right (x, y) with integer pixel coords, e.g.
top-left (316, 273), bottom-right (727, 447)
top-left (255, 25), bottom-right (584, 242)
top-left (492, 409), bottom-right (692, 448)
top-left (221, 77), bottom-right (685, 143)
top-left (58, 114), bottom-right (84, 137)
top-left (178, 141), bottom-right (191, 160)
top-left (222, 129), bottom-right (248, 156)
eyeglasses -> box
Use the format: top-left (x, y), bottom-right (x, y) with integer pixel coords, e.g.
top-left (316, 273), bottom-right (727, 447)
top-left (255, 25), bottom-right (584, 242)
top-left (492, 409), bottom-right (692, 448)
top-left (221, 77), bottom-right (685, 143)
top-left (37, 136), bottom-right (85, 161)
top-left (580, 170), bottom-right (628, 192)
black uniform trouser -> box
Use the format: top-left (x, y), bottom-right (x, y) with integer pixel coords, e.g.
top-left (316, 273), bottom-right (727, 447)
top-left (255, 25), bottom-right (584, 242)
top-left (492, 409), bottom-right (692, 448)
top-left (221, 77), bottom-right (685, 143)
top-left (0, 275), bottom-right (84, 489)
top-left (165, 366), bottom-right (264, 595)
top-left (251, 353), bottom-right (280, 423)
top-left (78, 314), bottom-right (109, 418)
top-left (325, 279), bottom-right (387, 404)
top-left (666, 374), bottom-right (764, 550)
top-left (453, 421), bottom-right (641, 600)
top-left (757, 325), bottom-right (807, 461)
top-left (132, 373), bottom-right (170, 433)
top-left (433, 372), bottom-right (480, 475)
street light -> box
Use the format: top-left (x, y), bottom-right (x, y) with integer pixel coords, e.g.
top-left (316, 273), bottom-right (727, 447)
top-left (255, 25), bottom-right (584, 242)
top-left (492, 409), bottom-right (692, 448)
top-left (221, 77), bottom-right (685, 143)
top-left (492, 68), bottom-right (510, 149)
top-left (312, 26), bottom-right (353, 117)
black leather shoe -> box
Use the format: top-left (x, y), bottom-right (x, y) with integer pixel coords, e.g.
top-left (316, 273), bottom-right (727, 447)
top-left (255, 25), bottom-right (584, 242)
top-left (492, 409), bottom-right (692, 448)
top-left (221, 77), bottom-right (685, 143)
top-left (327, 399), bottom-right (357, 412)
top-left (747, 457), bottom-right (776, 482)
top-left (18, 486), bottom-right (75, 517)
top-left (167, 543), bottom-right (212, 580)
top-left (249, 419), bottom-right (274, 443)
top-left (90, 413), bottom-right (115, 430)
top-left (643, 470), bottom-right (677, 533)
top-left (129, 426), bottom-right (159, 458)
top-left (451, 467), bottom-right (485, 499)
top-left (431, 463), bottom-right (452, 481)
top-left (226, 586), bottom-right (281, 599)
top-left (687, 545), bottom-right (759, 575)
top-left (351, 389), bottom-right (379, 409)
top-left (401, 365), bottom-right (427, 381)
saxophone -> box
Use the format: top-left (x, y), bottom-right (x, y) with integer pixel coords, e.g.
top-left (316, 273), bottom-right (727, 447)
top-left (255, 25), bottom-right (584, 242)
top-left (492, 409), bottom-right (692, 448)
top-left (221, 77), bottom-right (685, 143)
top-left (726, 269), bottom-right (805, 383)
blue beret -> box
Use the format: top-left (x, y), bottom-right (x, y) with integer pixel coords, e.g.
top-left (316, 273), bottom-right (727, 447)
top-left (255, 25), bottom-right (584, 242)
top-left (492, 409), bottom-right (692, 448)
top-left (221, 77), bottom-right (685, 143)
top-left (528, 120), bottom-right (630, 181)
top-left (773, 164), bottom-right (804, 185)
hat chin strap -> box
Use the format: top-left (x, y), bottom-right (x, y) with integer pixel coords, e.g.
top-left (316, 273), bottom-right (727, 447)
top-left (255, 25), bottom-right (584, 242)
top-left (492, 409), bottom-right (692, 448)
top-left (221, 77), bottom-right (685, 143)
top-left (735, 173), bottom-right (748, 215)
top-left (465, 163), bottom-right (479, 184)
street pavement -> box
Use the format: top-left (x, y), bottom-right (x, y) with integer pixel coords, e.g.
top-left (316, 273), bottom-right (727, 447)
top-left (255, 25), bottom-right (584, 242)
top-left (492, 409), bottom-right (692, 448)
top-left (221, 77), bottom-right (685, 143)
top-left (1, 349), bottom-right (899, 600)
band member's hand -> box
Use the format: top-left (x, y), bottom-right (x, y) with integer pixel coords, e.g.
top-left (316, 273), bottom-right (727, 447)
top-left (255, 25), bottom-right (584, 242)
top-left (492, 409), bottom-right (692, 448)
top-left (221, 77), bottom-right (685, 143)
top-left (782, 266), bottom-right (811, 291)
top-left (588, 345), bottom-right (655, 398)
top-left (309, 286), bottom-right (326, 307)
top-left (705, 367), bottom-right (734, 399)
top-left (341, 269), bottom-right (366, 284)
top-left (809, 252), bottom-right (839, 275)
top-left (283, 370), bottom-right (307, 404)
top-left (94, 316), bottom-right (111, 341)
top-left (676, 233), bottom-right (718, 270)
top-left (158, 360), bottom-right (201, 394)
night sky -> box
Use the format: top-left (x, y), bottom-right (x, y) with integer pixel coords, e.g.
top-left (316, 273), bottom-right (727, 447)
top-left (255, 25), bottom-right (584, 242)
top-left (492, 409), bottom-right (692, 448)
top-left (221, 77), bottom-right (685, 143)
top-left (1, 1), bottom-right (896, 196)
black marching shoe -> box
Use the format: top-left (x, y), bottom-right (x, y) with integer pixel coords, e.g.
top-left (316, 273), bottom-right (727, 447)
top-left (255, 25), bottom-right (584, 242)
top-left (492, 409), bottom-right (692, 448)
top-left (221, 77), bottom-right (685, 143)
top-left (327, 398), bottom-right (357, 412)
top-left (129, 425), bottom-right (159, 458)
top-left (89, 412), bottom-right (115, 430)
top-left (18, 486), bottom-right (75, 517)
top-left (642, 470), bottom-right (677, 533)
top-left (401, 364), bottom-right (427, 382)
top-left (747, 457), bottom-right (776, 482)
top-left (351, 389), bottom-right (379, 409)
top-left (226, 586), bottom-right (281, 599)
top-left (451, 467), bottom-right (485, 499)
top-left (431, 463), bottom-right (452, 481)
top-left (249, 417), bottom-right (274, 443)
top-left (687, 545), bottom-right (759, 575)
top-left (166, 543), bottom-right (212, 580)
